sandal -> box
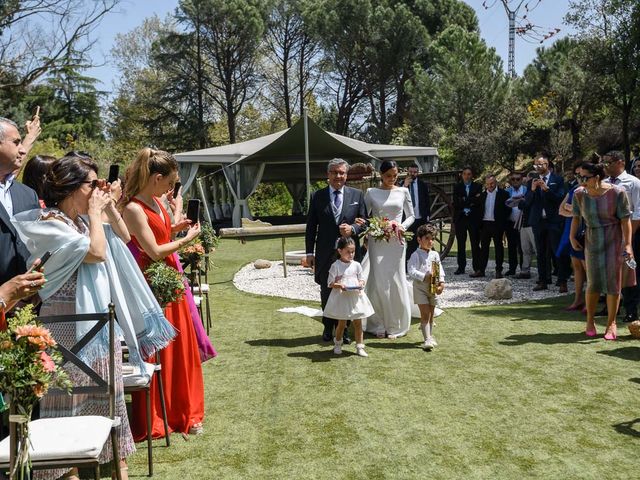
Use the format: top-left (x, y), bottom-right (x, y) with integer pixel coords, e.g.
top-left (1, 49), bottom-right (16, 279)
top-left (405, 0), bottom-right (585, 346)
top-left (189, 423), bottom-right (204, 435)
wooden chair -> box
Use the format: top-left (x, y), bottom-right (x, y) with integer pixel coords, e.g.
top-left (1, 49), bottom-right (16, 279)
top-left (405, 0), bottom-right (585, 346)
top-left (0, 304), bottom-right (123, 480)
top-left (122, 352), bottom-right (170, 477)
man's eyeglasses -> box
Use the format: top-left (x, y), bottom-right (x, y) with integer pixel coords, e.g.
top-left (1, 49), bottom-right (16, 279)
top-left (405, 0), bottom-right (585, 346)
top-left (576, 174), bottom-right (594, 182)
top-left (81, 179), bottom-right (99, 189)
top-left (602, 159), bottom-right (621, 166)
top-left (510, 177), bottom-right (522, 182)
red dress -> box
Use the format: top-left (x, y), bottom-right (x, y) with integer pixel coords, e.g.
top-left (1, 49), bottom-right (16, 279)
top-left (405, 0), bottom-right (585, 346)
top-left (129, 198), bottom-right (205, 440)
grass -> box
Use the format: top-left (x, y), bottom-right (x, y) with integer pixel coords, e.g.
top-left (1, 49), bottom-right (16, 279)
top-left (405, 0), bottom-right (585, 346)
top-left (123, 236), bottom-right (640, 479)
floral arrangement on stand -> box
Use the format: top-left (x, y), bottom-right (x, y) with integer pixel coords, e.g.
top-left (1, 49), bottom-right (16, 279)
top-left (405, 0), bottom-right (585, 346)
top-left (179, 239), bottom-right (206, 270)
top-left (0, 305), bottom-right (71, 479)
top-left (362, 217), bottom-right (414, 244)
top-left (145, 261), bottom-right (186, 308)
top-left (200, 221), bottom-right (220, 254)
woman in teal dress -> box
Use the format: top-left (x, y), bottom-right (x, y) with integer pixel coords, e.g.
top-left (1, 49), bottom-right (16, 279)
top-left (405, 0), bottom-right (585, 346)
top-left (571, 162), bottom-right (634, 340)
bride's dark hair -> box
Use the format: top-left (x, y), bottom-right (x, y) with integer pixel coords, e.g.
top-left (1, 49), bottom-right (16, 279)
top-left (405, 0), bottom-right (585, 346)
top-left (380, 160), bottom-right (398, 174)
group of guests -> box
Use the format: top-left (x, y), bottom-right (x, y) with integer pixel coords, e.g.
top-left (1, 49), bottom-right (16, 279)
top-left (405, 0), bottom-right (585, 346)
top-left (306, 159), bottom-right (445, 354)
top-left (453, 151), bottom-right (640, 340)
top-left (0, 116), bottom-right (216, 480)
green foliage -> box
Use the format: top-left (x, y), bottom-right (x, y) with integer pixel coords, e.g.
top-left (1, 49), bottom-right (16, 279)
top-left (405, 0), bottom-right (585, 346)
top-left (200, 221), bottom-right (220, 252)
top-left (144, 262), bottom-right (186, 307)
top-left (248, 182), bottom-right (293, 217)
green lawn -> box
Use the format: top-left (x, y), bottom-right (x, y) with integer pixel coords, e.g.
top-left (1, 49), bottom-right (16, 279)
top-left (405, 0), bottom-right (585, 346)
top-left (125, 237), bottom-right (640, 479)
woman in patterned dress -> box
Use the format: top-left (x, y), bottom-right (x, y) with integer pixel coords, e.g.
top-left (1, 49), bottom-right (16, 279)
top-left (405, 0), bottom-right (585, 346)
top-left (570, 161), bottom-right (634, 340)
top-left (13, 154), bottom-right (135, 480)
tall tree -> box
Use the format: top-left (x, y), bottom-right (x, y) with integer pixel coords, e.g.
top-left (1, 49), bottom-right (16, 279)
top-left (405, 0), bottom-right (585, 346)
top-left (180, 0), bottom-right (270, 144)
top-left (261, 0), bottom-right (319, 127)
top-left (520, 38), bottom-right (604, 161)
top-left (0, 0), bottom-right (120, 90)
top-left (567, 0), bottom-right (640, 161)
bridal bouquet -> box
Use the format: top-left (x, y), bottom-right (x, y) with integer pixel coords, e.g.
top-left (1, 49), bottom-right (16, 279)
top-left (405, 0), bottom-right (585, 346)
top-left (363, 216), bottom-right (414, 244)
top-left (0, 305), bottom-right (71, 479)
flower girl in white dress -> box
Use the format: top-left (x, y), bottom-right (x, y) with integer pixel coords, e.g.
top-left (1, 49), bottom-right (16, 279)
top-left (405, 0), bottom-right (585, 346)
top-left (324, 237), bottom-right (375, 357)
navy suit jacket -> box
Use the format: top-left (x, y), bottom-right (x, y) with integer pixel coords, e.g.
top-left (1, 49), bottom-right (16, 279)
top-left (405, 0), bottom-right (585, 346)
top-left (305, 186), bottom-right (367, 285)
top-left (0, 181), bottom-right (40, 285)
top-left (401, 178), bottom-right (431, 220)
top-left (479, 188), bottom-right (510, 228)
top-left (524, 173), bottom-right (565, 228)
top-left (453, 181), bottom-right (483, 224)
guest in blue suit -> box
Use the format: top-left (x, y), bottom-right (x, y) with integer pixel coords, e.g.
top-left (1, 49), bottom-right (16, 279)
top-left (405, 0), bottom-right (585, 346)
top-left (524, 153), bottom-right (569, 292)
top-left (0, 117), bottom-right (40, 285)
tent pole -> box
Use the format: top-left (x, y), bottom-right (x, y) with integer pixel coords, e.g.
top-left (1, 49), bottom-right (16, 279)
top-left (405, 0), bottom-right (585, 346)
top-left (304, 110), bottom-right (311, 213)
top-left (196, 177), bottom-right (213, 224)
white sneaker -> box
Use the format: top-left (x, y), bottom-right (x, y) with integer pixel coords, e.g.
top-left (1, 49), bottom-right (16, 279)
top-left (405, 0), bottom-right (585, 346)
top-left (423, 338), bottom-right (434, 351)
top-left (431, 336), bottom-right (438, 347)
top-left (333, 339), bottom-right (343, 355)
top-left (356, 344), bottom-right (368, 357)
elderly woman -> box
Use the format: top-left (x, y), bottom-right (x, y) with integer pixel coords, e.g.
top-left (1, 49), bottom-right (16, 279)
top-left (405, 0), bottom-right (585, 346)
top-left (12, 154), bottom-right (134, 480)
top-left (570, 161), bottom-right (634, 340)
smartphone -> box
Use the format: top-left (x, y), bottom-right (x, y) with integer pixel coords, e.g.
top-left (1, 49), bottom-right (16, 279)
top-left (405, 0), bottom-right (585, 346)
top-left (173, 181), bottom-right (182, 198)
top-left (107, 164), bottom-right (120, 184)
top-left (186, 199), bottom-right (201, 223)
top-left (34, 105), bottom-right (40, 117)
top-left (29, 251), bottom-right (52, 273)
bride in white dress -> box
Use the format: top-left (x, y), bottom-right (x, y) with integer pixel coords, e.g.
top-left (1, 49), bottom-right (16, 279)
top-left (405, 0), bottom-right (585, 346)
top-left (362, 161), bottom-right (415, 338)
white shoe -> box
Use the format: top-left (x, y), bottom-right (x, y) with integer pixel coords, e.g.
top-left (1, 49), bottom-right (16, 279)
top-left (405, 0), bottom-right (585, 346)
top-left (333, 339), bottom-right (343, 355)
top-left (356, 344), bottom-right (368, 357)
top-left (431, 336), bottom-right (438, 347)
top-left (423, 338), bottom-right (434, 351)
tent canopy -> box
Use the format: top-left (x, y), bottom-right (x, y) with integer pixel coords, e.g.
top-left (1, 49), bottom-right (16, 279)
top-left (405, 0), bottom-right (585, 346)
top-left (174, 117), bottom-right (437, 226)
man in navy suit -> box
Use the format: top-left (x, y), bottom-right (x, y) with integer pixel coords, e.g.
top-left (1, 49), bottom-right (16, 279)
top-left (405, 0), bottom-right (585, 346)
top-left (306, 158), bottom-right (368, 342)
top-left (524, 153), bottom-right (568, 291)
top-left (452, 166), bottom-right (483, 275)
top-left (402, 164), bottom-right (431, 265)
top-left (0, 117), bottom-right (40, 285)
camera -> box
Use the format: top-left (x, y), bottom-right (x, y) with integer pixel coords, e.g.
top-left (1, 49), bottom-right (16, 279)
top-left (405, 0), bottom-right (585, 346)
top-left (528, 172), bottom-right (540, 180)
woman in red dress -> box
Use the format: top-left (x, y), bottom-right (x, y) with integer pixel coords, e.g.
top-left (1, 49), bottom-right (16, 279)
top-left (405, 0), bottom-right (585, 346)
top-left (122, 147), bottom-right (204, 440)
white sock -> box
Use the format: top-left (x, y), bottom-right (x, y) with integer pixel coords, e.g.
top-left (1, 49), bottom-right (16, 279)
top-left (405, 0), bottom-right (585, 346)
top-left (420, 323), bottom-right (428, 341)
top-left (426, 322), bottom-right (432, 339)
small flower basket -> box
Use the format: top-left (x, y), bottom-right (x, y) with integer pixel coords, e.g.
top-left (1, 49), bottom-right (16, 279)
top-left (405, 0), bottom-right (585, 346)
top-left (145, 261), bottom-right (186, 308)
top-left (628, 320), bottom-right (640, 339)
top-left (0, 305), bottom-right (71, 479)
top-left (362, 216), bottom-right (414, 244)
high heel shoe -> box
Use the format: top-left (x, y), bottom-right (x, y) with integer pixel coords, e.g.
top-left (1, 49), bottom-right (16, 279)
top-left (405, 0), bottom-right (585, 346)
top-left (604, 325), bottom-right (617, 340)
top-left (585, 327), bottom-right (597, 337)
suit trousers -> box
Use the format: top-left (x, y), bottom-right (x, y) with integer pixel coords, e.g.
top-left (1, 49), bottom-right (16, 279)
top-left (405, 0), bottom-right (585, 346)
top-left (479, 220), bottom-right (504, 273)
top-left (622, 231), bottom-right (640, 315)
top-left (455, 215), bottom-right (481, 272)
top-left (532, 220), bottom-right (570, 285)
top-left (520, 226), bottom-right (536, 274)
top-left (505, 221), bottom-right (522, 272)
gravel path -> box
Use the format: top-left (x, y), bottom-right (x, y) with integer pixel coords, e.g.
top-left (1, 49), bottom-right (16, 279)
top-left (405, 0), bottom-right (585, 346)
top-left (233, 257), bottom-right (568, 308)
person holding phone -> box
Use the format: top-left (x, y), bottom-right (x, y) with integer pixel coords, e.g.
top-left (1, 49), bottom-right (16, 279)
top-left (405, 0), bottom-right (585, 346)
top-left (122, 147), bottom-right (206, 440)
top-left (0, 260), bottom-right (46, 329)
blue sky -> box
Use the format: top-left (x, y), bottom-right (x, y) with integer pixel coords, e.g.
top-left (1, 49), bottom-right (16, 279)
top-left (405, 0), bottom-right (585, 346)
top-left (89, 0), bottom-right (574, 94)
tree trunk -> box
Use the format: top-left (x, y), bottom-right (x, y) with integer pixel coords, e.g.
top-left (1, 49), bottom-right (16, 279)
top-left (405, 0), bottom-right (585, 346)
top-left (570, 118), bottom-right (581, 162)
top-left (622, 97), bottom-right (632, 163)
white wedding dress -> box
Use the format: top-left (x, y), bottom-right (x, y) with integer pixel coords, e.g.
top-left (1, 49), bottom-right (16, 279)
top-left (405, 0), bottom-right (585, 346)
top-left (362, 187), bottom-right (414, 337)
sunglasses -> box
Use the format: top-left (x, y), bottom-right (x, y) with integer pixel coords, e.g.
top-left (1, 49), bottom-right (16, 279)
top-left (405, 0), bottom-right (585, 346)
top-left (510, 177), bottom-right (522, 181)
top-left (576, 174), bottom-right (595, 182)
top-left (81, 179), bottom-right (99, 189)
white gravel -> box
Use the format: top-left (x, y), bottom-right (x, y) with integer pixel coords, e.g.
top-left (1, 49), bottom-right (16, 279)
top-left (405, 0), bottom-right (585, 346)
top-left (233, 257), bottom-right (567, 308)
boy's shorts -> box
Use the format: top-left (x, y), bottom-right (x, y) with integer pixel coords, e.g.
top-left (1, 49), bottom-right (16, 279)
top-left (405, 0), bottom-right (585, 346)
top-left (413, 280), bottom-right (438, 306)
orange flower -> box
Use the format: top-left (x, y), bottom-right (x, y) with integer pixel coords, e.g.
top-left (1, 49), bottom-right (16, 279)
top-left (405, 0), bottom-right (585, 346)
top-left (33, 382), bottom-right (48, 398)
top-left (39, 351), bottom-right (56, 373)
top-left (0, 340), bottom-right (11, 350)
top-left (15, 325), bottom-right (57, 350)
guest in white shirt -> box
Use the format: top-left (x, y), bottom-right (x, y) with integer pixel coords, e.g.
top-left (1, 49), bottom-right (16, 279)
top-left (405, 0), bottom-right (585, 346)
top-left (473, 176), bottom-right (510, 279)
top-left (604, 150), bottom-right (640, 322)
